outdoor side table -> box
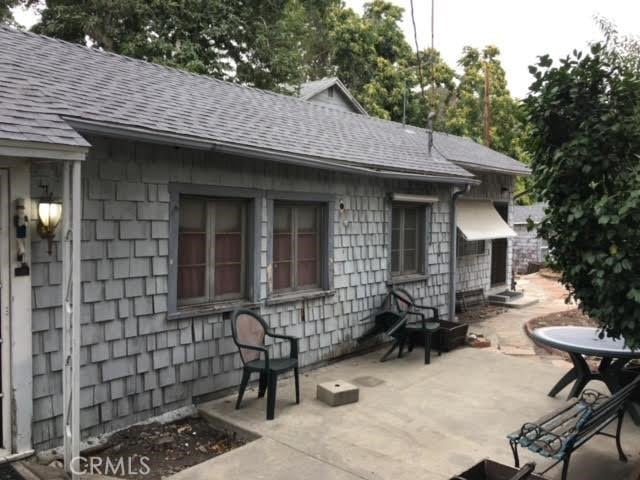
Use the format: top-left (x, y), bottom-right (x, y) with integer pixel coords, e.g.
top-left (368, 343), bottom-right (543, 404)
top-left (530, 326), bottom-right (640, 423)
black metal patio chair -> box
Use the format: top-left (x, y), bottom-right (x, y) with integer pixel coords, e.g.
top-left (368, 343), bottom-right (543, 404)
top-left (388, 287), bottom-right (441, 364)
top-left (359, 288), bottom-right (440, 363)
top-left (231, 309), bottom-right (300, 420)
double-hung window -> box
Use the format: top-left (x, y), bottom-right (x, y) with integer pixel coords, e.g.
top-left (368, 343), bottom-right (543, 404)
top-left (178, 196), bottom-right (247, 305)
top-left (391, 204), bottom-right (426, 277)
top-left (272, 203), bottom-right (323, 293)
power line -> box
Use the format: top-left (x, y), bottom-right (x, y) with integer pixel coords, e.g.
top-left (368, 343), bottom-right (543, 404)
top-left (409, 0), bottom-right (425, 100)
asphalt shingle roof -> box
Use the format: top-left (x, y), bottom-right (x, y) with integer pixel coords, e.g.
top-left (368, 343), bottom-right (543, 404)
top-left (0, 71), bottom-right (89, 147)
top-left (0, 26), bottom-right (527, 179)
top-left (433, 132), bottom-right (529, 175)
top-left (513, 203), bottom-right (546, 224)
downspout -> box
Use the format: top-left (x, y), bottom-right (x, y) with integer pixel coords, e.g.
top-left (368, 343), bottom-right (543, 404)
top-left (448, 183), bottom-right (471, 322)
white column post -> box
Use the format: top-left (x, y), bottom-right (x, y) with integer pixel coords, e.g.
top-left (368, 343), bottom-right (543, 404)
top-left (62, 159), bottom-right (82, 477)
top-left (71, 160), bottom-right (82, 476)
top-left (61, 161), bottom-right (72, 472)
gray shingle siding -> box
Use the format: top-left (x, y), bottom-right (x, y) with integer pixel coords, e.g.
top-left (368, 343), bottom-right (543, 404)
top-left (27, 136), bottom-right (439, 449)
top-left (29, 136), bottom-right (512, 450)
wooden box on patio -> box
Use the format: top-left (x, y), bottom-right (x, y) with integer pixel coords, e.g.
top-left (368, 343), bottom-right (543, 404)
top-left (451, 459), bottom-right (545, 480)
top-left (409, 321), bottom-right (469, 353)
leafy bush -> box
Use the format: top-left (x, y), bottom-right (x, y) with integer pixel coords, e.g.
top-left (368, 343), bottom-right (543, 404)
top-left (526, 44), bottom-right (640, 348)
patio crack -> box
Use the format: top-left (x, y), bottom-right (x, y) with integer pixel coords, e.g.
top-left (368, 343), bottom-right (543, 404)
top-left (266, 436), bottom-right (371, 479)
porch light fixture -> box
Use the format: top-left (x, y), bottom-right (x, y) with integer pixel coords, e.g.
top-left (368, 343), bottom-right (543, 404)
top-left (37, 187), bottom-right (62, 255)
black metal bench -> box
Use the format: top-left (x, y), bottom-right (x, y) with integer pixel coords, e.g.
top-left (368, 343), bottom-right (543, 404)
top-left (507, 374), bottom-right (640, 480)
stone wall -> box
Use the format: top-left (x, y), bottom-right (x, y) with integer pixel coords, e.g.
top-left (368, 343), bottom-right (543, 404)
top-left (29, 136), bottom-right (458, 450)
top-left (513, 224), bottom-right (547, 274)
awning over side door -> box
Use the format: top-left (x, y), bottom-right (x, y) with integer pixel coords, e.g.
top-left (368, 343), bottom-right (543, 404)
top-left (457, 200), bottom-right (517, 241)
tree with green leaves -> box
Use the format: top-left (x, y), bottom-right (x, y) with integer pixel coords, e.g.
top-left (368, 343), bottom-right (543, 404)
top-left (595, 15), bottom-right (640, 72)
top-left (444, 45), bottom-right (523, 156)
top-left (18, 0), bottom-right (307, 91)
top-left (526, 45), bottom-right (640, 347)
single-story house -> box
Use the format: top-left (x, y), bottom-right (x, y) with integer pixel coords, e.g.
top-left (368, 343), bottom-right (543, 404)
top-left (0, 26), bottom-right (529, 459)
top-left (512, 203), bottom-right (548, 274)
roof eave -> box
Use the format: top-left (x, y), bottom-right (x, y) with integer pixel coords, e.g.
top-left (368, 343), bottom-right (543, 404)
top-left (67, 117), bottom-right (479, 185)
top-left (451, 160), bottom-right (531, 177)
top-left (0, 138), bottom-right (89, 161)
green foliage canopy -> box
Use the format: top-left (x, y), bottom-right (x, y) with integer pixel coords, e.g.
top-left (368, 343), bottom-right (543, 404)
top-left (526, 45), bottom-right (640, 347)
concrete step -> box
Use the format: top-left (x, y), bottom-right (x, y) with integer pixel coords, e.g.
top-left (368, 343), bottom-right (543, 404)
top-left (496, 296), bottom-right (539, 309)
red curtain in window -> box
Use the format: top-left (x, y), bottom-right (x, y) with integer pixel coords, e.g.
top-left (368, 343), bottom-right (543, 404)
top-left (214, 201), bottom-right (243, 297)
top-left (178, 197), bottom-right (207, 300)
top-left (273, 206), bottom-right (292, 290)
top-left (297, 206), bottom-right (318, 287)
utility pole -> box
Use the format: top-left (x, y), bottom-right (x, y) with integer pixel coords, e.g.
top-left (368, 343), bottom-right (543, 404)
top-left (483, 61), bottom-right (492, 147)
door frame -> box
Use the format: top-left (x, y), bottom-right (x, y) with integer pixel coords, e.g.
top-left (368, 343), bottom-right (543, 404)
top-left (490, 201), bottom-right (509, 287)
top-left (0, 168), bottom-right (11, 452)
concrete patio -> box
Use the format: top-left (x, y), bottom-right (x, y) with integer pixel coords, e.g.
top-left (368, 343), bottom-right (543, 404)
top-left (185, 345), bottom-right (639, 480)
top-left (166, 275), bottom-right (640, 480)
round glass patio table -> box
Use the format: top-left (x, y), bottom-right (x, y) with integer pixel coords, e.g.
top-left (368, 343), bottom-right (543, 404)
top-left (531, 326), bottom-right (640, 422)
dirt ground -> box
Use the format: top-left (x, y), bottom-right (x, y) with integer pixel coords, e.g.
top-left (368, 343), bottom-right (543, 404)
top-left (527, 308), bottom-right (603, 366)
top-left (528, 308), bottom-right (598, 331)
top-left (458, 304), bottom-right (508, 324)
top-left (86, 416), bottom-right (245, 479)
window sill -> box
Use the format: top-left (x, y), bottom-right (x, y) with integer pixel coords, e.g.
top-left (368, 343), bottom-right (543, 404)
top-left (387, 274), bottom-right (429, 286)
top-left (168, 300), bottom-right (260, 320)
top-left (266, 289), bottom-right (335, 306)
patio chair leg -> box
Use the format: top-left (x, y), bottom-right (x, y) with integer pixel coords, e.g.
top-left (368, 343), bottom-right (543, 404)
top-left (616, 410), bottom-right (628, 462)
top-left (294, 367), bottom-right (300, 404)
top-left (258, 372), bottom-right (267, 398)
top-left (380, 340), bottom-right (399, 362)
top-left (266, 372), bottom-right (277, 420)
top-left (236, 369), bottom-right (250, 410)
top-left (424, 332), bottom-right (432, 365)
top-left (398, 335), bottom-right (407, 358)
top-left (509, 440), bottom-right (520, 468)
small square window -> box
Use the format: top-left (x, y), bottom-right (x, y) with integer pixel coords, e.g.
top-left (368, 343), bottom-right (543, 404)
top-left (457, 229), bottom-right (486, 257)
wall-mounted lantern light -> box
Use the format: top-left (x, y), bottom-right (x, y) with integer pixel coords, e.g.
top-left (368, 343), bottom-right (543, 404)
top-left (37, 186), bottom-right (62, 255)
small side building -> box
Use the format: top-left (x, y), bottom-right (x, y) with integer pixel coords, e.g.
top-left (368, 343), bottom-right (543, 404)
top-left (512, 203), bottom-right (548, 274)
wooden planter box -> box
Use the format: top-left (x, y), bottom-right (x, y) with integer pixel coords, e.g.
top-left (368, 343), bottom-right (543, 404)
top-left (433, 320), bottom-right (469, 352)
top-left (450, 459), bottom-right (545, 480)
top-left (408, 321), bottom-right (469, 353)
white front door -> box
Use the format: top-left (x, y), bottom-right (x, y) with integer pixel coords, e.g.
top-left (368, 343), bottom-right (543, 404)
top-left (0, 168), bottom-right (11, 454)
